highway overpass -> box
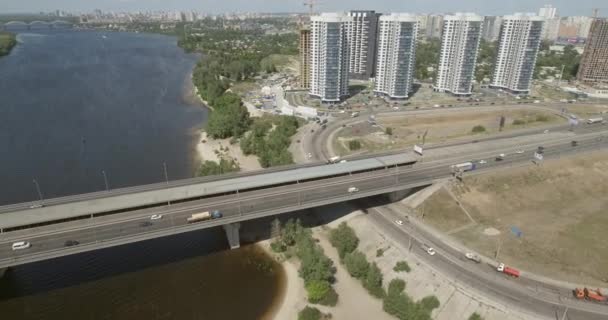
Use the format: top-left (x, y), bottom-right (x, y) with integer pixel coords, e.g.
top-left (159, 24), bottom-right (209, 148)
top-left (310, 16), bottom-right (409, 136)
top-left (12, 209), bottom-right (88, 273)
top-left (0, 131), bottom-right (607, 270)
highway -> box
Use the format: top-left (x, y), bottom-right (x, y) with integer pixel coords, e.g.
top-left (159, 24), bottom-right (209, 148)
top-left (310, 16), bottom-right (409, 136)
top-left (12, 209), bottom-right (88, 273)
top-left (1, 130), bottom-right (607, 269)
top-left (370, 203), bottom-right (608, 320)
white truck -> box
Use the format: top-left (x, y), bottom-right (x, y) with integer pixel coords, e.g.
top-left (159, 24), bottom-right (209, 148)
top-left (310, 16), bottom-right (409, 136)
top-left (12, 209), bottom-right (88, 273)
top-left (350, 112), bottom-right (360, 118)
top-left (451, 162), bottom-right (476, 172)
top-left (587, 117), bottom-right (603, 124)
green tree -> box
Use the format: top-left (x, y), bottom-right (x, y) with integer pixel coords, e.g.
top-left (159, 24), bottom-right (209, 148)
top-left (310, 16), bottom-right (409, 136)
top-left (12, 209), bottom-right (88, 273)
top-left (329, 222), bottom-right (359, 260)
top-left (305, 280), bottom-right (331, 303)
top-left (393, 261), bottom-right (411, 273)
top-left (419, 295), bottom-right (440, 313)
top-left (298, 306), bottom-right (322, 320)
top-left (364, 262), bottom-right (385, 298)
top-left (387, 279), bottom-right (406, 296)
top-left (197, 158), bottom-right (240, 176)
top-left (344, 250), bottom-right (370, 279)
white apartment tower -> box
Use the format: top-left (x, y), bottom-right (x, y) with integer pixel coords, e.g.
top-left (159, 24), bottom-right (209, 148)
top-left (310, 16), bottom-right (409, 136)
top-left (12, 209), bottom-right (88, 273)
top-left (310, 13), bottom-right (353, 102)
top-left (491, 13), bottom-right (544, 94)
top-left (374, 13), bottom-right (419, 99)
top-left (434, 13), bottom-right (483, 96)
top-left (347, 11), bottom-right (380, 79)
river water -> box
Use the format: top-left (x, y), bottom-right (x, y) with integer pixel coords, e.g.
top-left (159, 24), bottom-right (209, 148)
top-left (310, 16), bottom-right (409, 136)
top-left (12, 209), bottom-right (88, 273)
top-left (0, 29), bottom-right (284, 320)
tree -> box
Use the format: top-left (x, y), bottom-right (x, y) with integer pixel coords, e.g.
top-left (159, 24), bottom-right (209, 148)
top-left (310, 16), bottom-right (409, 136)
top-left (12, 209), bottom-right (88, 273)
top-left (348, 140), bottom-right (362, 151)
top-left (298, 306), bottom-right (322, 320)
top-left (344, 250), bottom-right (370, 279)
top-left (329, 222), bottom-right (359, 260)
top-left (364, 262), bottom-right (385, 298)
top-left (197, 158), bottom-right (240, 176)
top-left (305, 280), bottom-right (331, 303)
top-left (471, 125), bottom-right (486, 133)
top-left (393, 261), bottom-right (411, 273)
top-left (419, 295), bottom-right (440, 313)
top-left (385, 127), bottom-right (393, 136)
top-left (387, 278), bottom-right (406, 296)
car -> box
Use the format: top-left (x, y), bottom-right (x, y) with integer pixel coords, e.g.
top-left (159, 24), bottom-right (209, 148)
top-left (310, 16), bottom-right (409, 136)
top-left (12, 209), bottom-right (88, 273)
top-left (150, 214), bottom-right (163, 220)
top-left (395, 220), bottom-right (404, 226)
top-left (544, 129), bottom-right (550, 134)
top-left (515, 150), bottom-right (525, 154)
top-left (339, 160), bottom-right (347, 163)
top-left (426, 247), bottom-right (436, 256)
top-left (29, 203), bottom-right (44, 209)
top-left (140, 221), bottom-right (153, 227)
top-left (348, 187), bottom-right (359, 193)
top-left (12, 241), bottom-right (31, 251)
top-left (64, 240), bottom-right (80, 247)
top-left (465, 252), bottom-right (481, 263)
top-left (392, 106), bottom-right (400, 111)
top-left (478, 160), bottom-right (487, 164)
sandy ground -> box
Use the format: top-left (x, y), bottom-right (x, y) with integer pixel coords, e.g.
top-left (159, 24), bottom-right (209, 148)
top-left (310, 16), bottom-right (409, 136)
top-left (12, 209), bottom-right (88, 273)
top-left (418, 149), bottom-right (608, 286)
top-left (196, 131), bottom-right (262, 171)
top-left (334, 108), bottom-right (564, 155)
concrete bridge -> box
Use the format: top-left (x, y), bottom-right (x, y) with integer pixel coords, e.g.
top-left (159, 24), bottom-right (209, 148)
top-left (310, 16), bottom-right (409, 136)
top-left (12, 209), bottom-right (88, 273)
top-left (1, 20), bottom-right (72, 31)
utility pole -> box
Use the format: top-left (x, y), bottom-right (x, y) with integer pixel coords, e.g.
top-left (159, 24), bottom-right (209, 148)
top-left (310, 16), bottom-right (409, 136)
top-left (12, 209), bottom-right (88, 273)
top-left (558, 64), bottom-right (565, 86)
top-left (102, 170), bottom-right (109, 192)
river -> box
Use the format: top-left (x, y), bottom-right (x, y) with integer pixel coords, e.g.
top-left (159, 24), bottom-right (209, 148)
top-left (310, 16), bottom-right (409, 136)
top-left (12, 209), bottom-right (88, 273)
top-left (0, 29), bottom-right (284, 320)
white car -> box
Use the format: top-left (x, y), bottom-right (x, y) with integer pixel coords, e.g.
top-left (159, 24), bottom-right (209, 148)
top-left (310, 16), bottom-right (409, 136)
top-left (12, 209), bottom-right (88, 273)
top-left (478, 160), bottom-right (487, 164)
top-left (348, 187), bottom-right (359, 193)
top-left (395, 220), bottom-right (404, 226)
top-left (465, 252), bottom-right (481, 263)
top-left (544, 129), bottom-right (550, 134)
top-left (12, 241), bottom-right (31, 251)
top-left (426, 247), bottom-right (436, 256)
top-left (150, 214), bottom-right (163, 220)
top-left (515, 150), bottom-right (525, 154)
top-left (392, 106), bottom-right (400, 111)
top-left (29, 204), bottom-right (43, 209)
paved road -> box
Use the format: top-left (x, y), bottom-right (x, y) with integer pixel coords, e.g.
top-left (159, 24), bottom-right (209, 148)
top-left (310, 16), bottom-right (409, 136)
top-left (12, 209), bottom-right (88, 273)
top-left (369, 205), bottom-right (608, 319)
top-left (1, 131), bottom-right (607, 268)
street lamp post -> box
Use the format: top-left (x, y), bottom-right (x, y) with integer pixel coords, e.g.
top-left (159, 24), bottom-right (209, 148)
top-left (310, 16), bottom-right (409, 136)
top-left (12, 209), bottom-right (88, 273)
top-left (102, 170), bottom-right (109, 192)
top-left (32, 179), bottom-right (43, 202)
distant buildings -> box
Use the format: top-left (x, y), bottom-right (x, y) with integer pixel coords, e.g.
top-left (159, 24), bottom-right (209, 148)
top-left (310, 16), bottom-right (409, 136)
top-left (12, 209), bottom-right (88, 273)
top-left (559, 16), bottom-right (594, 39)
top-left (577, 19), bottom-right (608, 84)
top-left (374, 13), bottom-right (419, 99)
top-left (309, 13), bottom-right (353, 102)
top-left (491, 13), bottom-right (544, 94)
top-left (538, 5), bottom-right (560, 41)
top-left (434, 13), bottom-right (483, 96)
top-left (482, 16), bottom-right (503, 41)
top-left (299, 28), bottom-right (312, 89)
top-left (347, 11), bottom-right (381, 79)
top-left (425, 15), bottom-right (444, 39)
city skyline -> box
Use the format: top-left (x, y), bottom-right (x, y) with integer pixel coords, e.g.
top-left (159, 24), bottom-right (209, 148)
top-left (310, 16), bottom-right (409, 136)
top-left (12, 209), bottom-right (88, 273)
top-left (1, 0), bottom-right (606, 17)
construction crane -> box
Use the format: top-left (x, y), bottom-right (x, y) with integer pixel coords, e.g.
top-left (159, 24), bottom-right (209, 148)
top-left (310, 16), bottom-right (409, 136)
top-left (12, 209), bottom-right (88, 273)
top-left (303, 0), bottom-right (321, 17)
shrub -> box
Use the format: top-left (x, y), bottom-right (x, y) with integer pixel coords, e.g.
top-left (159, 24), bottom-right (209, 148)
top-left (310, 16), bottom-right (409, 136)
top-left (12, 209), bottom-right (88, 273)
top-left (468, 313), bottom-right (483, 320)
top-left (472, 125), bottom-right (486, 133)
top-left (420, 295), bottom-right (440, 312)
top-left (387, 279), bottom-right (406, 296)
top-left (317, 286), bottom-right (338, 307)
top-left (385, 127), bottom-right (393, 135)
top-left (298, 306), bottom-right (322, 320)
top-left (344, 251), bottom-right (370, 279)
top-left (364, 263), bottom-right (385, 298)
top-left (376, 248), bottom-right (384, 257)
top-left (270, 240), bottom-right (286, 253)
top-left (329, 222), bottom-right (359, 260)
top-left (536, 114), bottom-right (550, 122)
top-left (512, 119), bottom-right (526, 125)
top-left (348, 140), bottom-right (362, 151)
top-left (393, 261), bottom-right (411, 273)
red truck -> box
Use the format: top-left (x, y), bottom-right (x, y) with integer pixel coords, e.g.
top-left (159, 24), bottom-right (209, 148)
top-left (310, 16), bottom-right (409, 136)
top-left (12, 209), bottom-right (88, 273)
top-left (497, 263), bottom-right (520, 277)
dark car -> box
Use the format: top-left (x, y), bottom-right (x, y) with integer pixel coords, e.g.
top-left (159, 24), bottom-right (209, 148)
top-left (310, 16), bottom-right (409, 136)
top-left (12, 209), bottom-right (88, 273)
top-left (140, 221), bottom-right (153, 227)
top-left (65, 240), bottom-right (79, 247)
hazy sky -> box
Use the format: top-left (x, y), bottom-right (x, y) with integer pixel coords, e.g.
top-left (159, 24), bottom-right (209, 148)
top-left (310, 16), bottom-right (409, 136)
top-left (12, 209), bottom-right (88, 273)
top-left (1, 0), bottom-right (606, 16)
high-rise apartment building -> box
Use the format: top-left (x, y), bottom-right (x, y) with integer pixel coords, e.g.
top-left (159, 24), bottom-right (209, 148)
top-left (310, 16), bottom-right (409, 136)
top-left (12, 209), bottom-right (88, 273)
top-left (538, 5), bottom-right (559, 41)
top-left (491, 13), bottom-right (544, 94)
top-left (559, 16), bottom-right (594, 38)
top-left (347, 11), bottom-right (380, 79)
top-left (374, 13), bottom-right (419, 99)
top-left (299, 28), bottom-right (311, 89)
top-left (425, 15), bottom-right (444, 38)
top-left (482, 16), bottom-right (503, 42)
top-left (577, 19), bottom-right (608, 84)
top-left (310, 13), bottom-right (352, 102)
top-left (434, 13), bottom-right (483, 95)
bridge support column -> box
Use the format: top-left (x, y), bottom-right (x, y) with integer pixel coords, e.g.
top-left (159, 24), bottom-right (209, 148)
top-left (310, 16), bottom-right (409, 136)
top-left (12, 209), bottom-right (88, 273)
top-left (223, 223), bottom-right (241, 249)
top-left (388, 190), bottom-right (411, 202)
top-left (0, 267), bottom-right (8, 279)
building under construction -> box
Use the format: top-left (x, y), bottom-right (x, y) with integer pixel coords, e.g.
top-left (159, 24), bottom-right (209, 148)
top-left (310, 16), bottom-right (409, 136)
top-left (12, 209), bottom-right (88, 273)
top-left (299, 27), bottom-right (311, 89)
top-left (577, 18), bottom-right (608, 84)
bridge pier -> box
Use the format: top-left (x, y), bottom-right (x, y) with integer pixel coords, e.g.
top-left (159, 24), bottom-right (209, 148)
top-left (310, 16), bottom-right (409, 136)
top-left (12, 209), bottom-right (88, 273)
top-left (388, 189), bottom-right (411, 202)
top-left (0, 267), bottom-right (8, 279)
top-left (223, 223), bottom-right (241, 249)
